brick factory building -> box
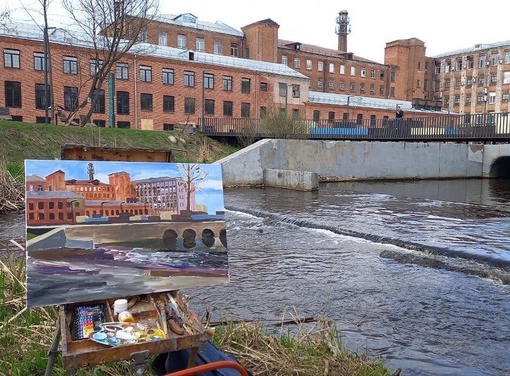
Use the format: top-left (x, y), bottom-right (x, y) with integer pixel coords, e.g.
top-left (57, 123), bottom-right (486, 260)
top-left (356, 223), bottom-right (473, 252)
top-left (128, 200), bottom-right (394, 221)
top-left (1, 10), bottom-right (509, 130)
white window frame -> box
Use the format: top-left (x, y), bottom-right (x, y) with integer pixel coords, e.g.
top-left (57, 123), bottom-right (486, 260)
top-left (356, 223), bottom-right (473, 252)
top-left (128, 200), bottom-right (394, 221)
top-left (318, 61), bottom-right (324, 72)
top-left (306, 59), bottom-right (312, 70)
top-left (214, 40), bottom-right (222, 54)
top-left (503, 71), bottom-right (510, 85)
top-left (293, 58), bottom-right (300, 68)
top-left (196, 37), bottom-right (205, 52)
top-left (177, 34), bottom-right (186, 49)
top-left (281, 56), bottom-right (288, 65)
top-left (90, 59), bottom-right (103, 76)
top-left (158, 32), bottom-right (167, 46)
top-left (339, 65), bottom-right (345, 75)
top-left (360, 68), bottom-right (366, 78)
top-left (138, 28), bottom-right (147, 43)
top-left (329, 63), bottom-right (334, 73)
top-left (489, 92), bottom-right (496, 104)
top-left (350, 66), bottom-right (356, 76)
top-left (139, 65), bottom-right (152, 82)
top-left (63, 56), bottom-right (78, 74)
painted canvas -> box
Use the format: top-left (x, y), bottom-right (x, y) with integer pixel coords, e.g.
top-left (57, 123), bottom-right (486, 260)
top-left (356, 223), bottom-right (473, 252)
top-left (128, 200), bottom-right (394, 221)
top-left (25, 160), bottom-right (229, 308)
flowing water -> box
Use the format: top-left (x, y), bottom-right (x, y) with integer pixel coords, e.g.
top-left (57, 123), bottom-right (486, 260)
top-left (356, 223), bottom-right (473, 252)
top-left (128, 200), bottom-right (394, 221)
top-left (186, 178), bottom-right (510, 376)
top-left (2, 178), bottom-right (510, 375)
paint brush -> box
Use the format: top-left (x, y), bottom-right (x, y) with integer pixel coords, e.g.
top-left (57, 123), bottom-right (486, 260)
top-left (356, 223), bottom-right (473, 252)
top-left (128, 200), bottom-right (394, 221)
top-left (158, 302), bottom-right (168, 336)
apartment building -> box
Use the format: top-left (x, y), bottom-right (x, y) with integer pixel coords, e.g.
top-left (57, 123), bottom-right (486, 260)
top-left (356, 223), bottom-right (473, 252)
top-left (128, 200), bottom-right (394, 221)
top-left (432, 44), bottom-right (510, 116)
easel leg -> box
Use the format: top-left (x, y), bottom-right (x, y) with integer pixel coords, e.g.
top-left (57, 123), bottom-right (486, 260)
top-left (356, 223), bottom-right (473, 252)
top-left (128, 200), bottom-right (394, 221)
top-left (187, 347), bottom-right (199, 369)
top-left (44, 319), bottom-right (61, 376)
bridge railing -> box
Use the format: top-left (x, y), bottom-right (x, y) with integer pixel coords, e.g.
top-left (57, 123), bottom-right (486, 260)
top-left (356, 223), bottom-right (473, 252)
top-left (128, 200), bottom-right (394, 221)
top-left (197, 112), bottom-right (510, 141)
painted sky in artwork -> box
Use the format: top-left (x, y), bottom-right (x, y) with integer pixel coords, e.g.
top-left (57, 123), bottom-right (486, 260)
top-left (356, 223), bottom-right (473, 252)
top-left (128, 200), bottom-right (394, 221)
top-left (25, 160), bottom-right (225, 214)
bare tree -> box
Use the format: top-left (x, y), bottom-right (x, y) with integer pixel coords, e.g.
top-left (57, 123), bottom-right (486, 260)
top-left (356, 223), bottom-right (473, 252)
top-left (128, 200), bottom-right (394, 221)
top-left (61, 0), bottom-right (159, 125)
top-left (12, 0), bottom-right (56, 123)
top-left (0, 9), bottom-right (11, 28)
top-left (180, 164), bottom-right (209, 213)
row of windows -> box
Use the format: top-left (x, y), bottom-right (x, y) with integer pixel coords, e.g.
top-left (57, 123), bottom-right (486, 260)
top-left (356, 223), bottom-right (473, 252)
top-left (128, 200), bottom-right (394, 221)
top-left (4, 77), bottom-right (265, 116)
top-left (3, 50), bottom-right (260, 91)
top-left (154, 31), bottom-right (239, 56)
top-left (444, 91), bottom-right (510, 106)
top-left (71, 185), bottom-right (112, 192)
top-left (4, 81), bottom-right (105, 112)
top-left (27, 212), bottom-right (73, 221)
top-left (28, 201), bottom-right (66, 210)
top-left (116, 91), bottom-right (252, 117)
top-left (281, 55), bottom-right (387, 80)
top-left (434, 71), bottom-right (510, 91)
top-left (313, 79), bottom-right (386, 95)
top-left (436, 52), bottom-right (510, 73)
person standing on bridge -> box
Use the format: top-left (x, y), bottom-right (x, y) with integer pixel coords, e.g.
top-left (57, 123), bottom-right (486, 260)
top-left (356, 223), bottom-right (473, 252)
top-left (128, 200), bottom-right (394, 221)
top-left (394, 105), bottom-right (404, 136)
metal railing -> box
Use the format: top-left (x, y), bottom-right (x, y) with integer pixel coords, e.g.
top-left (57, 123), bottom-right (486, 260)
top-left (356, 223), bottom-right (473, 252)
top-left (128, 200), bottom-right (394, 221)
top-left (196, 112), bottom-right (510, 142)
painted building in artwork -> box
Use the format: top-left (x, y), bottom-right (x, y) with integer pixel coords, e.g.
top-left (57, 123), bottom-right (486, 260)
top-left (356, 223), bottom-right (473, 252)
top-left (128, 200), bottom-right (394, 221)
top-left (26, 173), bottom-right (49, 192)
top-left (133, 176), bottom-right (194, 218)
top-left (25, 163), bottom-right (197, 226)
top-left (26, 190), bottom-right (85, 226)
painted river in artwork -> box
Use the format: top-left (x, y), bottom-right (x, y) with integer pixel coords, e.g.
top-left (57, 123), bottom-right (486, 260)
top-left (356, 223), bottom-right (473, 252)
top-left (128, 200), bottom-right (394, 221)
top-left (2, 178), bottom-right (510, 375)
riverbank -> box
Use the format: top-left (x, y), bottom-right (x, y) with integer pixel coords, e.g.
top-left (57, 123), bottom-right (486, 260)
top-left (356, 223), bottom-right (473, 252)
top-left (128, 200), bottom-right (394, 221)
top-left (0, 120), bottom-right (238, 177)
top-left (0, 119), bottom-right (238, 213)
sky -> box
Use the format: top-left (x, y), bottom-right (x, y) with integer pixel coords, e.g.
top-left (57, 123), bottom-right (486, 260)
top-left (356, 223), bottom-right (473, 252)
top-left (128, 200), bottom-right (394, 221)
top-left (25, 160), bottom-right (226, 214)
top-left (5, 0), bottom-right (510, 63)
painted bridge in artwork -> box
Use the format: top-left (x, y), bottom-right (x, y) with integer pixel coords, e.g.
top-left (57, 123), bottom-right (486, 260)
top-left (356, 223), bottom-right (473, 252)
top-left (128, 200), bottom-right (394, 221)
top-left (27, 220), bottom-right (228, 253)
top-left (63, 221), bottom-right (228, 249)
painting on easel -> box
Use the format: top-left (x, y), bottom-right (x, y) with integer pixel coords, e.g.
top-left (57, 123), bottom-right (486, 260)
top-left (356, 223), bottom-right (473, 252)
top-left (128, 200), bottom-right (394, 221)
top-left (25, 160), bottom-right (229, 308)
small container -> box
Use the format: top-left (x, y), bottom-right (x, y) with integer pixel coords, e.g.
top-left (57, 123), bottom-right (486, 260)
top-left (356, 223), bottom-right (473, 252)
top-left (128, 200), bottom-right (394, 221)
top-left (113, 299), bottom-right (128, 315)
top-left (92, 331), bottom-right (107, 341)
top-left (118, 311), bottom-right (135, 323)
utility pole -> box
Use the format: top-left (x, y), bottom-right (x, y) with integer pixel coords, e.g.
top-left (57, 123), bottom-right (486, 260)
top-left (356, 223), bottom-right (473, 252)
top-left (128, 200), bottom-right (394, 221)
top-left (43, 26), bottom-right (49, 124)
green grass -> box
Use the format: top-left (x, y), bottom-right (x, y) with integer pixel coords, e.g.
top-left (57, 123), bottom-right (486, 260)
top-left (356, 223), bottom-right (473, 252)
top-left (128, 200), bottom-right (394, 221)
top-left (0, 120), bottom-right (239, 176)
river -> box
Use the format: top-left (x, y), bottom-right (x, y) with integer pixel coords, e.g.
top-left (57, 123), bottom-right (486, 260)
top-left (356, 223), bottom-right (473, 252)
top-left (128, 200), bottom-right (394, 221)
top-left (2, 178), bottom-right (510, 375)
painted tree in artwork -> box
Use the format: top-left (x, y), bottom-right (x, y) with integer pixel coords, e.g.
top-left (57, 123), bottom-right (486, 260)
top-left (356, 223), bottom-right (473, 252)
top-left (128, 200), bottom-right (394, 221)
top-left (180, 164), bottom-right (209, 212)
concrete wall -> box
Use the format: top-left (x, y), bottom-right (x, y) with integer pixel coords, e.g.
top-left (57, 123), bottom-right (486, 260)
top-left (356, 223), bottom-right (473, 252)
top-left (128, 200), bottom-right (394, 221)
top-left (218, 140), bottom-right (510, 187)
top-left (264, 169), bottom-right (319, 191)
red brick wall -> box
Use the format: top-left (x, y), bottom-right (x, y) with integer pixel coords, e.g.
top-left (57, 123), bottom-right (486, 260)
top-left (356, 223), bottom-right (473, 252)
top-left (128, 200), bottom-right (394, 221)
top-left (0, 36), bottom-right (279, 129)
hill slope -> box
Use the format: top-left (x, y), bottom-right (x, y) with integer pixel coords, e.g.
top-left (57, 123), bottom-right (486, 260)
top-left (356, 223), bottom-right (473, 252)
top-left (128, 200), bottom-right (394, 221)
top-left (0, 121), bottom-right (237, 169)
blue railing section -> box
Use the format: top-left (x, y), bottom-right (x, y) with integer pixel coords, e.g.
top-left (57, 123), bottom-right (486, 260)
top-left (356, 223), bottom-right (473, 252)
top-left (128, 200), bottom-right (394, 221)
top-left (196, 112), bottom-right (510, 141)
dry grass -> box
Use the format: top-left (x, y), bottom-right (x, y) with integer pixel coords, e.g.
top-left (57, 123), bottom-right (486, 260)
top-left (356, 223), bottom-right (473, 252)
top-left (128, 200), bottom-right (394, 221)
top-left (211, 311), bottom-right (391, 376)
top-left (0, 159), bottom-right (24, 213)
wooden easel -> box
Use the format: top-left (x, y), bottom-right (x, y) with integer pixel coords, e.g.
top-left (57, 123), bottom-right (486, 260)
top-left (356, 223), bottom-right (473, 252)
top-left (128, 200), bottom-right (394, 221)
top-left (43, 146), bottom-right (208, 375)
top-left (45, 293), bottom-right (208, 375)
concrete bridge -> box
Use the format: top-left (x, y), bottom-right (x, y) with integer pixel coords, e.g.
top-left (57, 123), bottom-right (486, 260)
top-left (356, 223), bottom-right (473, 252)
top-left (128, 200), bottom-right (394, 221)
top-left (218, 140), bottom-right (510, 190)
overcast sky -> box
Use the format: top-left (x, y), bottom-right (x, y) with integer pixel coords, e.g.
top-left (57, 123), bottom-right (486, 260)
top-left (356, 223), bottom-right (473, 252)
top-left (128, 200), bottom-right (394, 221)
top-left (6, 0), bottom-right (510, 63)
